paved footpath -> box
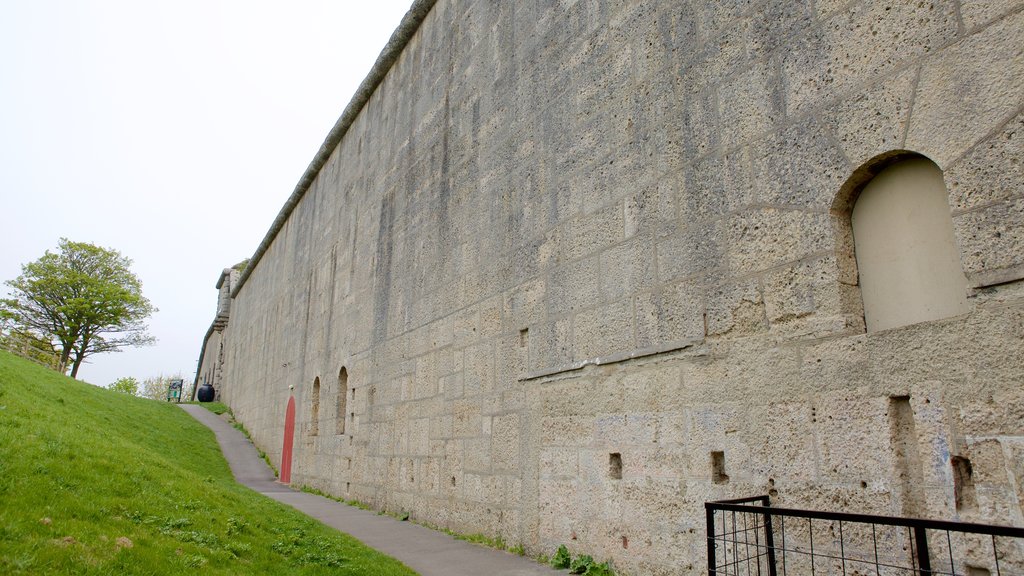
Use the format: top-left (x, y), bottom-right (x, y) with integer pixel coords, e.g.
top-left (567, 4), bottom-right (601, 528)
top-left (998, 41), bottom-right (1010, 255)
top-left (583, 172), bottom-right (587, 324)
top-left (180, 405), bottom-right (561, 576)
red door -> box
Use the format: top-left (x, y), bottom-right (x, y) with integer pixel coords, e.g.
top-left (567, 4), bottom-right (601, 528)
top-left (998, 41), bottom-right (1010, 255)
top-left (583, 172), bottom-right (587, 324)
top-left (280, 395), bottom-right (296, 484)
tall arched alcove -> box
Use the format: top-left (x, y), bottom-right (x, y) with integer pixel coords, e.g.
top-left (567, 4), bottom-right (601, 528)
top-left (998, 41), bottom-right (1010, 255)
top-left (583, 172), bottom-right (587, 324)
top-left (310, 376), bottom-right (321, 436)
top-left (336, 367), bottom-right (348, 435)
top-left (833, 153), bottom-right (970, 332)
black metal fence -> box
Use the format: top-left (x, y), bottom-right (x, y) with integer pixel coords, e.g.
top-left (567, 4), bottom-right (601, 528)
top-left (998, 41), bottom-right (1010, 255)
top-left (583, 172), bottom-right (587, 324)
top-left (706, 495), bottom-right (1024, 576)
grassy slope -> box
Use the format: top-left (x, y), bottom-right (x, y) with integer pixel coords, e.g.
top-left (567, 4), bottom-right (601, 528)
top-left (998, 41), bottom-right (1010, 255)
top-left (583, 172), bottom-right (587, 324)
top-left (0, 351), bottom-right (416, 575)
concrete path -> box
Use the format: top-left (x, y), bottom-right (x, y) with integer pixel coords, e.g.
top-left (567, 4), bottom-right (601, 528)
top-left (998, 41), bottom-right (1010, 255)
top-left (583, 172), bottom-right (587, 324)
top-left (180, 404), bottom-right (561, 576)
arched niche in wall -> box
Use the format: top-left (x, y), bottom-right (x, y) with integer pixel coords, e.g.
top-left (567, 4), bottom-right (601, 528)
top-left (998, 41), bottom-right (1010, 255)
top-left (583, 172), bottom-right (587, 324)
top-left (310, 376), bottom-right (321, 436)
top-left (336, 367), bottom-right (348, 435)
top-left (834, 152), bottom-right (970, 332)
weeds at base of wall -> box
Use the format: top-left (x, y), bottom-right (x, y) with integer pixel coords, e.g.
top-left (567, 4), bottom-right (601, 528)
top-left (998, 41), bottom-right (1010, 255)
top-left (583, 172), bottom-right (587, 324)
top-left (410, 518), bottom-right (528, 556)
top-left (294, 490), bottom-right (617, 575)
top-left (550, 544), bottom-right (616, 576)
top-left (294, 490), bottom-right (536, 560)
top-left (298, 485), bottom-right (374, 512)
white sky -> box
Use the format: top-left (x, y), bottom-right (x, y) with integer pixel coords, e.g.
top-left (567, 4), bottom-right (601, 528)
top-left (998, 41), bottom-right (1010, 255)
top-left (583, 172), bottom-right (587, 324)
top-left (0, 1), bottom-right (412, 387)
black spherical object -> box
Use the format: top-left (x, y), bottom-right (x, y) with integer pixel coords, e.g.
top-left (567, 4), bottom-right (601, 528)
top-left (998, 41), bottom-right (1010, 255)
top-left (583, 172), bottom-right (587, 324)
top-left (197, 383), bottom-right (215, 402)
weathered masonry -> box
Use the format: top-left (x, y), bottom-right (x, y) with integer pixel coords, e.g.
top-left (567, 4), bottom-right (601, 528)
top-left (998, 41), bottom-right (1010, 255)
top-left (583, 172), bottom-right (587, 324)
top-left (196, 2), bottom-right (1024, 574)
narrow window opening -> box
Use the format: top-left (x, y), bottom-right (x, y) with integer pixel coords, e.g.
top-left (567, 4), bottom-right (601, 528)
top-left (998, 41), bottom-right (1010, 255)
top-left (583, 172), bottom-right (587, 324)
top-left (609, 453), bottom-right (623, 480)
top-left (952, 455), bottom-right (977, 512)
top-left (310, 377), bottom-right (321, 436)
top-left (711, 451), bottom-right (729, 484)
top-left (889, 395), bottom-right (925, 516)
top-left (519, 328), bottom-right (529, 348)
top-left (336, 367), bottom-right (348, 435)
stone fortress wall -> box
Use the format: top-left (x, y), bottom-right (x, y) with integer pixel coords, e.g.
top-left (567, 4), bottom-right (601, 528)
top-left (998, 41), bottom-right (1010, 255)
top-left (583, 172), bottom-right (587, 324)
top-left (198, 1), bottom-right (1024, 573)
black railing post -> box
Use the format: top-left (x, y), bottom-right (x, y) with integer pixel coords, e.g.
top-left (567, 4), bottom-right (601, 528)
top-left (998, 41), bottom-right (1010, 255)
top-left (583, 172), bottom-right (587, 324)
top-left (762, 500), bottom-right (778, 576)
top-left (913, 526), bottom-right (932, 575)
top-left (706, 504), bottom-right (718, 576)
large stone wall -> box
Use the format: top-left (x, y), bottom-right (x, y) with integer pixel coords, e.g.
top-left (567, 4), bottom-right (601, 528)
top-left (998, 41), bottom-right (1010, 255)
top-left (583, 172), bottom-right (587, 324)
top-left (203, 1), bottom-right (1024, 573)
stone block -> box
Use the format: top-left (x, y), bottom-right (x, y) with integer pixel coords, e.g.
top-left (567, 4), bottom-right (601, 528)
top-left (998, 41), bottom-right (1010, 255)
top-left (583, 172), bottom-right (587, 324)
top-left (705, 278), bottom-right (766, 338)
top-left (599, 238), bottom-right (657, 301)
top-left (783, 0), bottom-right (958, 115)
top-left (528, 317), bottom-right (573, 372)
top-left (946, 111), bottom-right (1024, 213)
top-left (726, 208), bottom-right (832, 275)
top-left (906, 11), bottom-right (1024, 167)
top-left (452, 399), bottom-right (481, 438)
top-left (953, 197), bottom-right (1024, 286)
top-left (751, 117), bottom-right (850, 210)
top-left (676, 85), bottom-right (720, 159)
top-left (541, 415), bottom-right (592, 447)
top-left (678, 15), bottom-right (749, 92)
top-left (635, 280), bottom-right (705, 349)
top-left (718, 59), bottom-right (784, 150)
top-left (763, 254), bottom-right (851, 331)
top-left (744, 401), bottom-right (819, 482)
top-left (746, 0), bottom-right (815, 60)
top-left (620, 367), bottom-right (685, 414)
top-left (559, 203), bottom-right (626, 263)
top-left (814, 395), bottom-right (893, 485)
top-left (574, 298), bottom-right (635, 359)
top-left (957, 389), bottom-right (1024, 437)
top-left (491, 413), bottom-right (520, 472)
top-left (960, 0), bottom-right (1024, 31)
top-left (624, 177), bottom-right (679, 242)
top-left (593, 413), bottom-right (658, 446)
top-left (495, 332), bottom-right (527, 388)
top-left (823, 67), bottom-right (916, 168)
top-left (463, 341), bottom-right (494, 397)
top-left (504, 278), bottom-right (547, 330)
top-left (463, 437), bottom-right (490, 472)
top-left (540, 447), bottom-right (579, 479)
top-left (547, 256), bottom-right (600, 314)
top-left (479, 295), bottom-right (503, 338)
top-left (679, 147), bottom-right (755, 220)
top-left (655, 221), bottom-right (727, 282)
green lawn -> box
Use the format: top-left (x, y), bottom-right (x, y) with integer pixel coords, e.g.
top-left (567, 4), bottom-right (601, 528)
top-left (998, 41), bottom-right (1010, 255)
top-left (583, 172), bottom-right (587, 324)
top-left (0, 350), bottom-right (416, 575)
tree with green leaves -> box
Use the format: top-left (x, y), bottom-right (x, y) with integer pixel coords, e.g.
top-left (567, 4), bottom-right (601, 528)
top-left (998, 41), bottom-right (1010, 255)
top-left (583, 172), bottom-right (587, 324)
top-left (108, 376), bottom-right (139, 395)
top-left (140, 374), bottom-right (185, 401)
top-left (3, 239), bottom-right (156, 379)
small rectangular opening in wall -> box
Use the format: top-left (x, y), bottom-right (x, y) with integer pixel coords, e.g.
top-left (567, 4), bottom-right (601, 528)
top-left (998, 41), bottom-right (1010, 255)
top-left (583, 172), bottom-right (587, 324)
top-left (889, 395), bottom-right (925, 516)
top-left (711, 451), bottom-right (729, 484)
top-left (952, 455), bottom-right (977, 512)
top-left (519, 328), bottom-right (528, 348)
top-left (609, 453), bottom-right (622, 479)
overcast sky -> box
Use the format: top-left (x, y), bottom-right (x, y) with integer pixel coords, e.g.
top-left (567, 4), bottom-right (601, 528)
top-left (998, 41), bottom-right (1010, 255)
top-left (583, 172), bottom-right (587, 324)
top-left (0, 1), bottom-right (412, 387)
